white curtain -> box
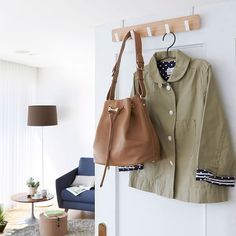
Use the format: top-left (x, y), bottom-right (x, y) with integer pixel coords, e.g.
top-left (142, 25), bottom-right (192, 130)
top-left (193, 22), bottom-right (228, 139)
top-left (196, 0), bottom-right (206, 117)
top-left (0, 60), bottom-right (41, 207)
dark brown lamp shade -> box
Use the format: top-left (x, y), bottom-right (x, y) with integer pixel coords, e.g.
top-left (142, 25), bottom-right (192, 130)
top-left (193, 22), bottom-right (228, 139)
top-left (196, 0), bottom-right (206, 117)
top-left (27, 105), bottom-right (58, 126)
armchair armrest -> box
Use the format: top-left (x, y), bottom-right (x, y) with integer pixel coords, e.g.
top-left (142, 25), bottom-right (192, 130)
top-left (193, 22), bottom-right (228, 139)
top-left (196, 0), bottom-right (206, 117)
top-left (56, 168), bottom-right (77, 208)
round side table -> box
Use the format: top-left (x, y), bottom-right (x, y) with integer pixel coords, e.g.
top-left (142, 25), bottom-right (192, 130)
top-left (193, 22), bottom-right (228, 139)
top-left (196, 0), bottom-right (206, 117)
top-left (11, 192), bottom-right (54, 225)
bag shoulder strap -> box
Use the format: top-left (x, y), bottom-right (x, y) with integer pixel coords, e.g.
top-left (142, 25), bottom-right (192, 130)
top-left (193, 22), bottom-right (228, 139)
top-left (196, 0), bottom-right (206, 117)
top-left (106, 30), bottom-right (146, 100)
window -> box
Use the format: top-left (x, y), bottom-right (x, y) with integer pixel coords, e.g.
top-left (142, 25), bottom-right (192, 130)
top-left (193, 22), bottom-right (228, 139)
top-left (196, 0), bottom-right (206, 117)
top-left (0, 60), bottom-right (40, 207)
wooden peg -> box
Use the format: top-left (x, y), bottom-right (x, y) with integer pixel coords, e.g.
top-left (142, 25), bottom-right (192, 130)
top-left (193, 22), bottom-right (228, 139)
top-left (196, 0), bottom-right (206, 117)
top-left (184, 20), bottom-right (190, 31)
top-left (146, 27), bottom-right (152, 36)
top-left (130, 30), bottom-right (135, 39)
top-left (114, 32), bottom-right (119, 42)
top-left (165, 24), bottom-right (170, 34)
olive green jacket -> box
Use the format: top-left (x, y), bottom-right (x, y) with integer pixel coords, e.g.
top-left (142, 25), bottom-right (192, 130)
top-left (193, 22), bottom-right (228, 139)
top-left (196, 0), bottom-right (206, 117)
top-left (129, 50), bottom-right (236, 203)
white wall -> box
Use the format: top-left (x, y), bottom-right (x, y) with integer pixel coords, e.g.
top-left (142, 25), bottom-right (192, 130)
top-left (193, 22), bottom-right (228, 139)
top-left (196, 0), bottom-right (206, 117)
top-left (36, 62), bottom-right (95, 193)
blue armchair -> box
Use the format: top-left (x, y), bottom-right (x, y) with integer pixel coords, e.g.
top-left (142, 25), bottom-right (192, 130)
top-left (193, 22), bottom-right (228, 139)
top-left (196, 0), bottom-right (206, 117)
top-left (56, 157), bottom-right (95, 212)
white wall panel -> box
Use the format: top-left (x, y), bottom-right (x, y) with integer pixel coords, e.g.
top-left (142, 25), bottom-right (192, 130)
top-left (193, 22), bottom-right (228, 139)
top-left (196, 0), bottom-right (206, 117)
top-left (95, 1), bottom-right (236, 236)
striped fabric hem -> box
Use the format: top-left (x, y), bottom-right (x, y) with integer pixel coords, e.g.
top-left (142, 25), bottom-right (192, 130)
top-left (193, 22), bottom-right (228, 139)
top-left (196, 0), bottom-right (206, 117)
top-left (118, 164), bottom-right (144, 172)
top-left (196, 169), bottom-right (235, 187)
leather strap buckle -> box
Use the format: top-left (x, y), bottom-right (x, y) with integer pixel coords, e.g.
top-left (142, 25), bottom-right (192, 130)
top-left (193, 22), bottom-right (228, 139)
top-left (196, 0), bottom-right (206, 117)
top-left (137, 66), bottom-right (144, 71)
top-left (137, 63), bottom-right (144, 71)
top-left (136, 61), bottom-right (144, 71)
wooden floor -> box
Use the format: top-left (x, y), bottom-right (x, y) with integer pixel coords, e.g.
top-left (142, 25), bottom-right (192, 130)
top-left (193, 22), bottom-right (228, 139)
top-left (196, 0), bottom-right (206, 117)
top-left (1, 200), bottom-right (94, 235)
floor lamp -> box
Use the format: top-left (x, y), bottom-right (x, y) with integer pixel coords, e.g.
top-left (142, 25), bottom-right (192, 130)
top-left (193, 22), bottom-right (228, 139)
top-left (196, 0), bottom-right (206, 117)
top-left (27, 105), bottom-right (58, 191)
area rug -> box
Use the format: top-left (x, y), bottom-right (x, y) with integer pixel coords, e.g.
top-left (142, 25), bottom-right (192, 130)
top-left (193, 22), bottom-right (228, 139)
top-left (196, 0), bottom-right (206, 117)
top-left (4, 219), bottom-right (95, 236)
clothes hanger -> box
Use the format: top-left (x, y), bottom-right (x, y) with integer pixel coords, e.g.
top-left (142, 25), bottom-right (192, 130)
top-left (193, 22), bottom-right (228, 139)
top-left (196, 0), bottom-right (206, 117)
top-left (159, 32), bottom-right (176, 61)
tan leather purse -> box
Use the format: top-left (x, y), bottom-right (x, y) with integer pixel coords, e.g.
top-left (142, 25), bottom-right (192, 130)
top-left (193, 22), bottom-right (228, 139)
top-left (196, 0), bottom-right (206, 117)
top-left (94, 30), bottom-right (160, 187)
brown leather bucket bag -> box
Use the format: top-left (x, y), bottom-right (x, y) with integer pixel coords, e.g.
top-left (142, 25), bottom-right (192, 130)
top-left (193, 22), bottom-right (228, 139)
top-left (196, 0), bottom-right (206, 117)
top-left (93, 30), bottom-right (160, 187)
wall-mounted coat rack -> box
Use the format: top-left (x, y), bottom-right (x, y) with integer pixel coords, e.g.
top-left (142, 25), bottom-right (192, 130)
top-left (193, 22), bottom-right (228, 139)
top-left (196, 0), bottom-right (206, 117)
top-left (112, 14), bottom-right (201, 42)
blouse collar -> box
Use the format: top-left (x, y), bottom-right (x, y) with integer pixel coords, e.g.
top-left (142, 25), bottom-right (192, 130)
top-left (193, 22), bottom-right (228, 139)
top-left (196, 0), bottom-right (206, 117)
top-left (148, 49), bottom-right (191, 85)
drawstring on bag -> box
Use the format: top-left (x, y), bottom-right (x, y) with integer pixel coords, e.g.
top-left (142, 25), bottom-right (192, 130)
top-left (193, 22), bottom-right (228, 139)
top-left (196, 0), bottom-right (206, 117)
top-left (100, 106), bottom-right (124, 187)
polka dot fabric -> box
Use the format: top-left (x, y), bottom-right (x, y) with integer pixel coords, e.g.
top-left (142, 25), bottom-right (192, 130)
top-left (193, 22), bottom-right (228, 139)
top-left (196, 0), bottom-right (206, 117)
top-left (157, 61), bottom-right (176, 81)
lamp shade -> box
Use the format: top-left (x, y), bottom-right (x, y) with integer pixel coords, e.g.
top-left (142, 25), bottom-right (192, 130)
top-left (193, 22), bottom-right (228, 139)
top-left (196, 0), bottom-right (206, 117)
top-left (27, 105), bottom-right (58, 126)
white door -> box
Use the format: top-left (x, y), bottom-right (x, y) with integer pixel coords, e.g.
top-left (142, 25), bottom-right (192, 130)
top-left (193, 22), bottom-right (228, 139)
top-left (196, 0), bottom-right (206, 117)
top-left (95, 2), bottom-right (236, 236)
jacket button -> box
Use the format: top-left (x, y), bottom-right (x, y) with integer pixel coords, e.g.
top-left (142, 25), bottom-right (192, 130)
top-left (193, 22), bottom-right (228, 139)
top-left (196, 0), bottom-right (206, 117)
top-left (166, 85), bottom-right (171, 91)
top-left (168, 136), bottom-right (172, 141)
top-left (158, 83), bottom-right (163, 88)
top-left (169, 160), bottom-right (174, 166)
top-left (169, 110), bottom-right (173, 116)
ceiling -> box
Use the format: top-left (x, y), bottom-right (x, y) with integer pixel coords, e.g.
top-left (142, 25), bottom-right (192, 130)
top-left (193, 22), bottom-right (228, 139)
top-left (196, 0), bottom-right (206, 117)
top-left (0, 0), bottom-right (226, 67)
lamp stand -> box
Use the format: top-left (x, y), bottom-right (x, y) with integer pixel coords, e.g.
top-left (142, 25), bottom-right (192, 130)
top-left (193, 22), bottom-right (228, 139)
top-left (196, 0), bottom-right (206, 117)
top-left (42, 126), bottom-right (45, 188)
top-left (35, 127), bottom-right (53, 208)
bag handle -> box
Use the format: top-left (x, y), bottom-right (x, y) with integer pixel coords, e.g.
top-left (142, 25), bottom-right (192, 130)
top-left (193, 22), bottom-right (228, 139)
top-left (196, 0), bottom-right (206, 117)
top-left (106, 30), bottom-right (146, 100)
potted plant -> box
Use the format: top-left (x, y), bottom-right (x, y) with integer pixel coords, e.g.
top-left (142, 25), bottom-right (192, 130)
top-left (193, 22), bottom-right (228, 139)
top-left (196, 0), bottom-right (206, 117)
top-left (0, 205), bottom-right (7, 233)
top-left (26, 177), bottom-right (40, 196)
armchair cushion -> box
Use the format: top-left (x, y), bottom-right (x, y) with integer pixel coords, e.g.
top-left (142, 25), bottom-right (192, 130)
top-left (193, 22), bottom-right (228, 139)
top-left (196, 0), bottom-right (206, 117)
top-left (61, 189), bottom-right (95, 203)
top-left (71, 175), bottom-right (95, 188)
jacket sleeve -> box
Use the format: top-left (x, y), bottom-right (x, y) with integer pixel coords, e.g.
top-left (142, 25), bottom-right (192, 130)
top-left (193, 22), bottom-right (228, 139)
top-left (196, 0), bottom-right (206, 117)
top-left (196, 65), bottom-right (236, 184)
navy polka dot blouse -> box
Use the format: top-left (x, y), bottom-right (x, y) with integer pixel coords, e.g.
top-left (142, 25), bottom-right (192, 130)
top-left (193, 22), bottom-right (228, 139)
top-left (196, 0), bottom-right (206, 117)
top-left (157, 61), bottom-right (176, 81)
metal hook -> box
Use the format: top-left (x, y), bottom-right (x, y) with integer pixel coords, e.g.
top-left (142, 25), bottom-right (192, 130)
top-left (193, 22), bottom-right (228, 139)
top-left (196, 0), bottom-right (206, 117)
top-left (162, 32), bottom-right (176, 58)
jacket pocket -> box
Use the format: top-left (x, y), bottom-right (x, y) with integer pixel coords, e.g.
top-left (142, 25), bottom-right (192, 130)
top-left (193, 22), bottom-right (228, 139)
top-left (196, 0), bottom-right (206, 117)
top-left (175, 119), bottom-right (196, 157)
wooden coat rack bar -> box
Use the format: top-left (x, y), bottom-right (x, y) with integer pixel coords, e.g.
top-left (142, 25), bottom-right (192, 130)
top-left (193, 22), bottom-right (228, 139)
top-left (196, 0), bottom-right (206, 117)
top-left (112, 15), bottom-right (201, 42)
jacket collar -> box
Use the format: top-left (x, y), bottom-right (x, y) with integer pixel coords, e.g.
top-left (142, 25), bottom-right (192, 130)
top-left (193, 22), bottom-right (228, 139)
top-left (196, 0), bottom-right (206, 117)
top-left (148, 50), bottom-right (190, 85)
